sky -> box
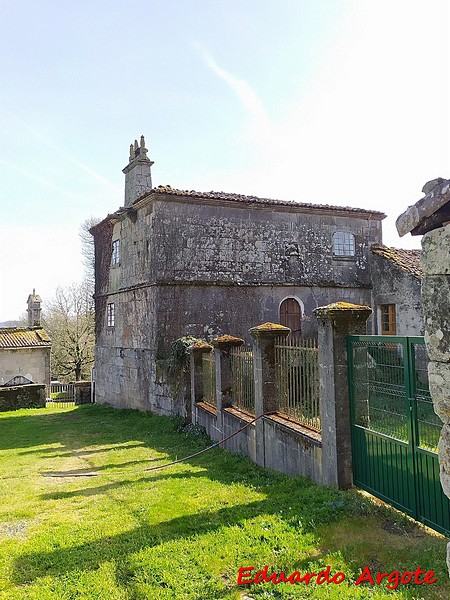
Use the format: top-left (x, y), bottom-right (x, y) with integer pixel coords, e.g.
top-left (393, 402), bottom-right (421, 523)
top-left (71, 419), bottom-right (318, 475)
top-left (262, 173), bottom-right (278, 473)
top-left (0, 0), bottom-right (448, 321)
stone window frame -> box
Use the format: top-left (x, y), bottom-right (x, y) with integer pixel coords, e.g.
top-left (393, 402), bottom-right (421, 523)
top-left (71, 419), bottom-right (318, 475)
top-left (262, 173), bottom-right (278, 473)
top-left (107, 302), bottom-right (115, 327)
top-left (111, 239), bottom-right (121, 266)
top-left (279, 296), bottom-right (304, 338)
top-left (379, 303), bottom-right (396, 335)
top-left (332, 231), bottom-right (356, 257)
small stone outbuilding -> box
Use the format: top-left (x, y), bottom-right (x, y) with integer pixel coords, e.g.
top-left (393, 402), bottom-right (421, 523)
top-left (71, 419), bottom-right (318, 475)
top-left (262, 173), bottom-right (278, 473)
top-left (0, 291), bottom-right (51, 387)
top-left (370, 244), bottom-right (423, 336)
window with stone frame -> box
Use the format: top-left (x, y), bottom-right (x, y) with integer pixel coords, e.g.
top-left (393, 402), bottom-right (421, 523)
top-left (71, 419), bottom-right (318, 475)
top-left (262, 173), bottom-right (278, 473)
top-left (107, 302), bottom-right (115, 327)
top-left (111, 239), bottom-right (120, 265)
top-left (280, 298), bottom-right (302, 338)
top-left (332, 231), bottom-right (355, 256)
top-left (380, 304), bottom-right (396, 335)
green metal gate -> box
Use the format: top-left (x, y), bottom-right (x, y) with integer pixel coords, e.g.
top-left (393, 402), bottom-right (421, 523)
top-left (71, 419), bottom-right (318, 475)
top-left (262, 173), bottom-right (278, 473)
top-left (348, 335), bottom-right (450, 535)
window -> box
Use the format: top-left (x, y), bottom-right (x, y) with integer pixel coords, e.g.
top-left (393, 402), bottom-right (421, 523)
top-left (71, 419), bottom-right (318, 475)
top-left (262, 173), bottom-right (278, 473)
top-left (380, 304), bottom-right (396, 335)
top-left (111, 240), bottom-right (120, 265)
top-left (280, 298), bottom-right (302, 338)
top-left (107, 302), bottom-right (115, 327)
top-left (332, 232), bottom-right (355, 256)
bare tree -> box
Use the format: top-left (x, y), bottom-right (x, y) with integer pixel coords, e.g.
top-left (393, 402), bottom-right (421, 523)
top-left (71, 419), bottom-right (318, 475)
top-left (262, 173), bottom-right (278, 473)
top-left (79, 216), bottom-right (101, 293)
top-left (43, 282), bottom-right (95, 381)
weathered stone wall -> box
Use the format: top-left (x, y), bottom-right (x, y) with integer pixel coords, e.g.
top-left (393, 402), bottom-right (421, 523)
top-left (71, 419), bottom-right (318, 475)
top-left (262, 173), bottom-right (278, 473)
top-left (0, 384), bottom-right (46, 411)
top-left (93, 192), bottom-right (382, 414)
top-left (371, 254), bottom-right (423, 336)
top-left (0, 347), bottom-right (51, 387)
top-left (154, 284), bottom-right (373, 354)
top-left (420, 224), bottom-right (450, 571)
top-left (151, 198), bottom-right (381, 287)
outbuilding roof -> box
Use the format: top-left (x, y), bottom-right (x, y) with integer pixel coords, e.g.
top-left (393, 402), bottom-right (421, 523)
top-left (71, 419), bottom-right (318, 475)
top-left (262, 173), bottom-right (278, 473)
top-left (371, 245), bottom-right (422, 278)
top-left (0, 327), bottom-right (51, 349)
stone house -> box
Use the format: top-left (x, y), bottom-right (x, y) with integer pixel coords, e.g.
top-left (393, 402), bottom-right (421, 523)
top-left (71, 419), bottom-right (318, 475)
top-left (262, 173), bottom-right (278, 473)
top-left (0, 291), bottom-right (51, 387)
top-left (91, 137), bottom-right (386, 413)
top-left (370, 245), bottom-right (423, 336)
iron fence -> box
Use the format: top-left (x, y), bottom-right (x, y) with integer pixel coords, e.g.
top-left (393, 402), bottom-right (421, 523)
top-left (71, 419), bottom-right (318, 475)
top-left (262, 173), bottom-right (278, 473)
top-left (202, 352), bottom-right (216, 408)
top-left (230, 346), bottom-right (255, 415)
top-left (275, 336), bottom-right (320, 431)
top-left (46, 382), bottom-right (75, 408)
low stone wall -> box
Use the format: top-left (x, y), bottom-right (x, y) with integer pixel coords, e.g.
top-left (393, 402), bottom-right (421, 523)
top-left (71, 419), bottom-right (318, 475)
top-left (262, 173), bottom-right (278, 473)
top-left (195, 403), bottom-right (322, 482)
top-left (0, 384), bottom-right (46, 411)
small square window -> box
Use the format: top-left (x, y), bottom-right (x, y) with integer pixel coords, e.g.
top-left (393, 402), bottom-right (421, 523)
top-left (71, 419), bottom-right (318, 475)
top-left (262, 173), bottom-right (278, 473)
top-left (380, 304), bottom-right (396, 335)
top-left (107, 303), bottom-right (115, 327)
top-left (111, 240), bottom-right (120, 265)
top-left (333, 232), bottom-right (355, 256)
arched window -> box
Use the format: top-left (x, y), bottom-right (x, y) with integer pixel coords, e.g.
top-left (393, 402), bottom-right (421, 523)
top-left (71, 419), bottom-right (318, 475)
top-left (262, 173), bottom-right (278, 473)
top-left (280, 298), bottom-right (302, 338)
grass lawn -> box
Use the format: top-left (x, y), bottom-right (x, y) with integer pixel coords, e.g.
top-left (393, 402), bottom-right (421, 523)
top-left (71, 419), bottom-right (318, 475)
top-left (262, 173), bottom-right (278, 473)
top-left (0, 404), bottom-right (448, 600)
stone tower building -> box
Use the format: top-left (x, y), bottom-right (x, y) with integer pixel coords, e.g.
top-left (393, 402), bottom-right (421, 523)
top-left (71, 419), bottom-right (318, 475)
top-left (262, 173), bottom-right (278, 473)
top-left (91, 136), bottom-right (386, 413)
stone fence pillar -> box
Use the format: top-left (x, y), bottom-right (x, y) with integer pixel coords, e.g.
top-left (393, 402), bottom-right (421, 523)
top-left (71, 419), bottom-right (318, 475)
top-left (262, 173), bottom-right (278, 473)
top-left (250, 322), bottom-right (290, 466)
top-left (74, 381), bottom-right (92, 405)
top-left (421, 225), bottom-right (450, 571)
top-left (313, 302), bottom-right (372, 489)
top-left (212, 335), bottom-right (244, 432)
top-left (190, 342), bottom-right (213, 423)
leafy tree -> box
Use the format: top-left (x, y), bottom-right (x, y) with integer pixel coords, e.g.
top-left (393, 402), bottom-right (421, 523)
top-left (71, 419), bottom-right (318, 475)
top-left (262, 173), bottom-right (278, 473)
top-left (43, 282), bottom-right (95, 381)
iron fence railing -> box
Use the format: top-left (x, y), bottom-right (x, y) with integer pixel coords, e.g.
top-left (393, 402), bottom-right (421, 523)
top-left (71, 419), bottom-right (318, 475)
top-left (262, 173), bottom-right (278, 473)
top-left (275, 336), bottom-right (320, 431)
top-left (202, 352), bottom-right (216, 408)
top-left (45, 382), bottom-right (75, 408)
top-left (230, 346), bottom-right (255, 415)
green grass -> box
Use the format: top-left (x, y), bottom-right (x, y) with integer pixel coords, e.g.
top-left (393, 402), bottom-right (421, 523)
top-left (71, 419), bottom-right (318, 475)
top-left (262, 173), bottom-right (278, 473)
top-left (0, 405), bottom-right (448, 599)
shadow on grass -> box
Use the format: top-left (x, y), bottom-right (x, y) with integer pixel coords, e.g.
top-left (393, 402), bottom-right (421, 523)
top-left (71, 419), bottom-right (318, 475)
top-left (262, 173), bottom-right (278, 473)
top-left (3, 404), bottom-right (448, 594)
top-left (13, 500), bottom-right (269, 583)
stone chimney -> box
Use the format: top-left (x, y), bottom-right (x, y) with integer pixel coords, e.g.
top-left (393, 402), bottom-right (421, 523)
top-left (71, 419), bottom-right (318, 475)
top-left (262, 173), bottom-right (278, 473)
top-left (27, 289), bottom-right (42, 327)
top-left (122, 135), bottom-right (154, 208)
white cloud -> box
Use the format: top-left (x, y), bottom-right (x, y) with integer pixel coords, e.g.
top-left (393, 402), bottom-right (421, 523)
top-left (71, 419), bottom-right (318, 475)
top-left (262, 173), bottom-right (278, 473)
top-left (194, 2), bottom-right (449, 249)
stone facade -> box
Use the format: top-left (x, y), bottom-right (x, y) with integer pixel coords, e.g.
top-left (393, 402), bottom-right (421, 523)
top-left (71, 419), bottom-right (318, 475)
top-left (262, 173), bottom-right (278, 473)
top-left (92, 138), bottom-right (385, 413)
top-left (371, 245), bottom-right (424, 336)
top-left (0, 345), bottom-right (51, 387)
top-left (397, 179), bottom-right (450, 574)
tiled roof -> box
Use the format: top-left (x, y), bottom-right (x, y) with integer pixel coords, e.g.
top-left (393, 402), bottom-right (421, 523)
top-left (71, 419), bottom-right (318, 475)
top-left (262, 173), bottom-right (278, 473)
top-left (371, 245), bottom-right (423, 278)
top-left (0, 327), bottom-right (51, 349)
top-left (136, 185), bottom-right (386, 218)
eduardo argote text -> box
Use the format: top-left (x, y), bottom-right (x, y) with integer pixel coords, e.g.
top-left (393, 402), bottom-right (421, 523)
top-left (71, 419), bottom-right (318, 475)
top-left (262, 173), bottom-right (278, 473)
top-left (237, 564), bottom-right (437, 590)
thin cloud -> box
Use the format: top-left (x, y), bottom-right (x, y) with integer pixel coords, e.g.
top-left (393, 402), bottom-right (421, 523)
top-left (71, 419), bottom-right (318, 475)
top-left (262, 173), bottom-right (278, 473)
top-left (195, 43), bottom-right (271, 134)
top-left (0, 107), bottom-right (121, 192)
top-left (0, 158), bottom-right (84, 201)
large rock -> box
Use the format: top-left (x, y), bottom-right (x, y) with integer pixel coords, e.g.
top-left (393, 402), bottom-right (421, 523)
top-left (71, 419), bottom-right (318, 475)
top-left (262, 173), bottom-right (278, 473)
top-left (422, 275), bottom-right (450, 363)
top-left (438, 424), bottom-right (450, 498)
top-left (421, 226), bottom-right (450, 275)
top-left (428, 362), bottom-right (450, 423)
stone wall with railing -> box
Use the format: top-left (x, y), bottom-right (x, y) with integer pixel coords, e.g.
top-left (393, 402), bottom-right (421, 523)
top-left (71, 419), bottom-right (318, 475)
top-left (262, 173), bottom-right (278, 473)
top-left (190, 305), bottom-right (371, 487)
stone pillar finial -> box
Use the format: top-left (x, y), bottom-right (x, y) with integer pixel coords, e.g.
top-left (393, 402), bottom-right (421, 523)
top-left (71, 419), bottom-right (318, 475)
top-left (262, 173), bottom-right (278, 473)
top-left (211, 335), bottom-right (245, 433)
top-left (129, 143), bottom-right (135, 161)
